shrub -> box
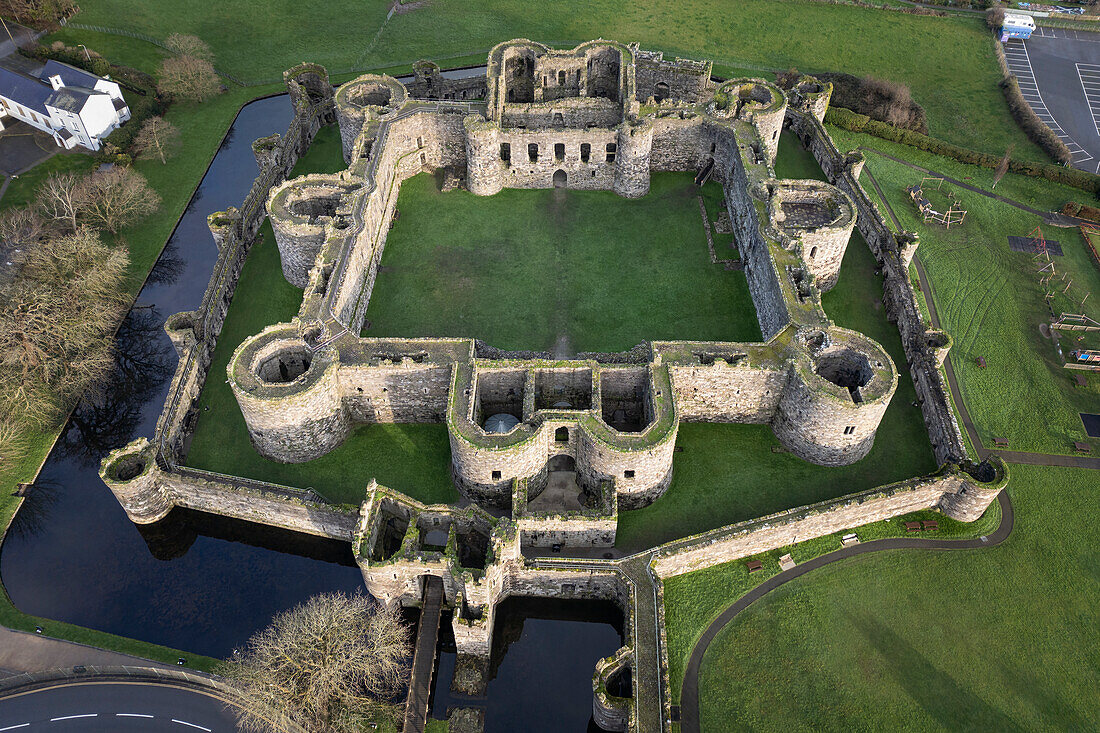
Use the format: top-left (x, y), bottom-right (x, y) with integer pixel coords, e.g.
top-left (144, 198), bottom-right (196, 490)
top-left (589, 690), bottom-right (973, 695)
top-left (825, 107), bottom-right (1100, 194)
top-left (818, 72), bottom-right (928, 133)
top-left (1000, 74), bottom-right (1073, 165)
top-left (1062, 201), bottom-right (1100, 222)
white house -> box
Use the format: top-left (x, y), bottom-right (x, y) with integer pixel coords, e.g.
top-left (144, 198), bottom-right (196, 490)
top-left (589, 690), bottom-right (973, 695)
top-left (0, 59), bottom-right (130, 152)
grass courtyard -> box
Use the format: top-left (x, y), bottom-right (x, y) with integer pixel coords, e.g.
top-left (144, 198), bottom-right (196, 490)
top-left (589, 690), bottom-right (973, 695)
top-left (691, 465), bottom-right (1099, 732)
top-left (364, 172), bottom-right (759, 352)
top-left (828, 127), bottom-right (1100, 455)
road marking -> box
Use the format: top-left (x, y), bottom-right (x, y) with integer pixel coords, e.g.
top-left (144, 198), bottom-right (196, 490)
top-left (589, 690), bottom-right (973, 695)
top-left (116, 713), bottom-right (155, 718)
top-left (172, 721), bottom-right (212, 732)
top-left (0, 725), bottom-right (30, 731)
top-left (1076, 63), bottom-right (1100, 137)
top-left (49, 714), bottom-right (97, 721)
top-left (1003, 40), bottom-right (1093, 163)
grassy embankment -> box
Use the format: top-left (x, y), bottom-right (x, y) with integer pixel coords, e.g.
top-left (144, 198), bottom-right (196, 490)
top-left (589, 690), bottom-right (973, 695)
top-left (693, 465), bottom-right (1099, 732)
top-left (829, 126), bottom-right (1100, 455)
top-left (67, 0), bottom-right (1040, 158)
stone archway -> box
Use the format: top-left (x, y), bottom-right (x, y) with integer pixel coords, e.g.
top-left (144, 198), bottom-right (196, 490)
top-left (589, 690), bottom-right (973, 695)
top-left (654, 81), bottom-right (670, 102)
top-left (553, 169), bottom-right (567, 188)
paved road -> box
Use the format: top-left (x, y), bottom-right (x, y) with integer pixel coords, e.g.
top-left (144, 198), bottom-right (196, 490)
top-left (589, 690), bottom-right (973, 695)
top-left (0, 681), bottom-right (242, 732)
top-left (679, 491), bottom-right (1015, 732)
top-left (0, 627), bottom-right (176, 679)
top-left (1005, 29), bottom-right (1100, 172)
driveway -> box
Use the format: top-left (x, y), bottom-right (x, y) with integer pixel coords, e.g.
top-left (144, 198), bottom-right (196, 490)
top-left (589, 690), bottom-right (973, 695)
top-left (0, 120), bottom-right (58, 176)
top-left (1004, 28), bottom-right (1100, 173)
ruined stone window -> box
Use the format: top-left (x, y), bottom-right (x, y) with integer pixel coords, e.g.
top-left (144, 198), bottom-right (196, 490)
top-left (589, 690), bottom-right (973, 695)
top-left (580, 143), bottom-right (591, 163)
top-left (809, 246), bottom-right (817, 260)
top-left (553, 112), bottom-right (564, 127)
top-left (528, 143), bottom-right (538, 162)
top-left (606, 143), bottom-right (616, 163)
top-left (500, 142), bottom-right (511, 162)
top-left (492, 470), bottom-right (502, 480)
top-left (654, 81), bottom-right (670, 102)
top-left (558, 70), bottom-right (566, 85)
top-left (554, 143), bottom-right (565, 161)
top-left (555, 426), bottom-right (569, 442)
top-left (843, 426), bottom-right (856, 435)
top-left (624, 470), bottom-right (635, 479)
top-left (543, 75), bottom-right (549, 86)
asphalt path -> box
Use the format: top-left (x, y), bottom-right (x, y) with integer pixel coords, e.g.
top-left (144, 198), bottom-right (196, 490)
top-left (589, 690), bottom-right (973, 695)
top-left (1014, 29), bottom-right (1100, 173)
top-left (0, 681), bottom-right (242, 732)
top-left (678, 491), bottom-right (1015, 733)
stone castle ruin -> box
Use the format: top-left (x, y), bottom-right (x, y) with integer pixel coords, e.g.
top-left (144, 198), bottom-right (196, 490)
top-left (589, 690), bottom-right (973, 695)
top-left (101, 44), bottom-right (1006, 732)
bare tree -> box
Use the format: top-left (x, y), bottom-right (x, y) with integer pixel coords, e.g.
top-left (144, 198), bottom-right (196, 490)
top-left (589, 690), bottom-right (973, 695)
top-left (131, 116), bottom-right (182, 165)
top-left (219, 592), bottom-right (411, 733)
top-left (992, 144), bottom-right (1014, 189)
top-left (0, 228), bottom-right (128, 425)
top-left (987, 5), bottom-right (1006, 30)
top-left (158, 56), bottom-right (222, 102)
top-left (0, 419), bottom-right (27, 469)
top-left (36, 172), bottom-right (84, 231)
top-left (78, 167), bottom-right (161, 234)
top-left (164, 33), bottom-right (214, 63)
top-left (0, 206), bottom-right (48, 250)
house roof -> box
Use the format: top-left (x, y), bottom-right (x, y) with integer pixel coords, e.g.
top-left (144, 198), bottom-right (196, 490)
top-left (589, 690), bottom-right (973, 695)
top-left (46, 85), bottom-right (95, 114)
top-left (0, 65), bottom-right (52, 115)
top-left (0, 59), bottom-right (116, 117)
top-left (39, 60), bottom-right (104, 89)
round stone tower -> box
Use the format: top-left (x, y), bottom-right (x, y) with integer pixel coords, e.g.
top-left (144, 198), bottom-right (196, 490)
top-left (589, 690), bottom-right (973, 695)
top-left (773, 328), bottom-right (897, 466)
top-left (100, 438), bottom-right (173, 524)
top-left (334, 74), bottom-right (408, 164)
top-left (228, 325), bottom-right (349, 463)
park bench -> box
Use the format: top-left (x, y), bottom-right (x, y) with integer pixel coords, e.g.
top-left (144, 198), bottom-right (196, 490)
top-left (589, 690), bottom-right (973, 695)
top-left (746, 559), bottom-right (763, 573)
top-left (778, 554), bottom-right (796, 571)
top-left (904, 521), bottom-right (922, 532)
top-left (993, 437), bottom-right (1009, 448)
top-left (1073, 441), bottom-right (1091, 454)
top-left (922, 520), bottom-right (939, 531)
top-left (841, 533), bottom-right (859, 547)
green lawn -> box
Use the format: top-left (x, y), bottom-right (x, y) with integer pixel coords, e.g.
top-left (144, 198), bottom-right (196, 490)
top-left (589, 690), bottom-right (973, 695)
top-left (828, 128), bottom-right (1100, 455)
top-left (695, 465), bottom-right (1100, 732)
top-left (67, 0), bottom-right (1039, 158)
top-left (614, 133), bottom-right (937, 552)
top-left (663, 495), bottom-right (1001, 702)
top-left (365, 171), bottom-right (760, 353)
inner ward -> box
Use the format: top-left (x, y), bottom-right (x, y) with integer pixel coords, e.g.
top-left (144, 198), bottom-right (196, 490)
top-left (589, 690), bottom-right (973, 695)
top-left (361, 171), bottom-right (761, 353)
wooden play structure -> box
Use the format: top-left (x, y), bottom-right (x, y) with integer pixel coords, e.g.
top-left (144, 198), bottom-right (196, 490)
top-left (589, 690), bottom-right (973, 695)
top-left (1032, 225), bottom-right (1091, 311)
top-left (907, 177), bottom-right (967, 228)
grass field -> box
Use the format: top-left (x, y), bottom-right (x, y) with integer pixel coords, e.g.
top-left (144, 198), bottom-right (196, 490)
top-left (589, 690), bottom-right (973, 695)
top-left (365, 172), bottom-right (759, 352)
top-left (694, 465), bottom-right (1100, 732)
top-left (663, 495), bottom-right (1002, 701)
top-left (64, 0), bottom-right (1040, 159)
top-left (828, 127), bottom-right (1100, 455)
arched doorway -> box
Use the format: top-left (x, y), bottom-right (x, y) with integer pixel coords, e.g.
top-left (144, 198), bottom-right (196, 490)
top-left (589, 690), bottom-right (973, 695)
top-left (555, 426), bottom-right (569, 442)
top-left (654, 81), bottom-right (670, 102)
top-left (553, 169), bottom-right (567, 188)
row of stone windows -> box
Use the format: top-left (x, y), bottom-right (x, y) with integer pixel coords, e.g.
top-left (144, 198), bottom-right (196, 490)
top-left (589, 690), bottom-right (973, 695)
top-left (499, 141), bottom-right (616, 164)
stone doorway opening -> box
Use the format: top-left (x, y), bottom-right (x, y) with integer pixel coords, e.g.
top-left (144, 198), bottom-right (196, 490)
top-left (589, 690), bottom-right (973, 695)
top-left (528, 454), bottom-right (584, 513)
top-left (553, 169), bottom-right (567, 188)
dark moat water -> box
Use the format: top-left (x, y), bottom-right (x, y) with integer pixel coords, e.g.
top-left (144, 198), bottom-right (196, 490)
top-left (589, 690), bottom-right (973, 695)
top-left (0, 95), bottom-right (364, 659)
top-left (431, 598), bottom-right (624, 731)
top-left (1, 86), bottom-right (619, 729)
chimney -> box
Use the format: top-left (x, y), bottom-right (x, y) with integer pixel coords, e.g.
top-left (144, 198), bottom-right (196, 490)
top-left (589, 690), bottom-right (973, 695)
top-left (48, 75), bottom-right (64, 91)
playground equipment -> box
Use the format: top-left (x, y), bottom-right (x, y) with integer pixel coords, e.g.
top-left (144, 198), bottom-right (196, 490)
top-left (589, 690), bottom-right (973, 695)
top-left (1068, 348), bottom-right (1100, 371)
top-left (907, 177), bottom-right (967, 228)
top-left (1031, 225), bottom-right (1092, 311)
top-left (1052, 313), bottom-right (1100, 332)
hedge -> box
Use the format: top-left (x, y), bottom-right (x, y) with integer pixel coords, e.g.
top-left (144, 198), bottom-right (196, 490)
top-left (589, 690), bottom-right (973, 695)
top-left (825, 106), bottom-right (1100, 195)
